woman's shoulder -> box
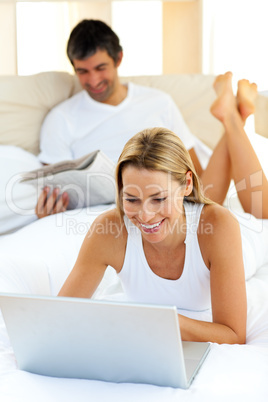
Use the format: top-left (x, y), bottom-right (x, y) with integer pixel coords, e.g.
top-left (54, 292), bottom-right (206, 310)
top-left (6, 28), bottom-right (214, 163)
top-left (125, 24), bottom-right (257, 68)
top-left (91, 207), bottom-right (123, 225)
top-left (198, 204), bottom-right (241, 264)
top-left (90, 208), bottom-right (127, 240)
top-left (85, 209), bottom-right (127, 272)
top-left (201, 203), bottom-right (238, 228)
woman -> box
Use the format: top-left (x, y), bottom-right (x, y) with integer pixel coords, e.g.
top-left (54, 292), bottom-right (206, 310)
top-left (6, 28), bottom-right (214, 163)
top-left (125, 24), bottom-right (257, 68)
top-left (59, 73), bottom-right (268, 345)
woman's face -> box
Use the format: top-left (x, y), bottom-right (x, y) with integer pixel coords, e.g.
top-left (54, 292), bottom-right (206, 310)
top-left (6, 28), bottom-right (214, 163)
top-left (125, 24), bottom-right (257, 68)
top-left (121, 166), bottom-right (192, 244)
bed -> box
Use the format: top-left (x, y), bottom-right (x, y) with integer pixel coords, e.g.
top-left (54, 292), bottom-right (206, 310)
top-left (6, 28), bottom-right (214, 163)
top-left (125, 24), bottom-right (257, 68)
top-left (0, 204), bottom-right (268, 401)
top-left (0, 72), bottom-right (268, 401)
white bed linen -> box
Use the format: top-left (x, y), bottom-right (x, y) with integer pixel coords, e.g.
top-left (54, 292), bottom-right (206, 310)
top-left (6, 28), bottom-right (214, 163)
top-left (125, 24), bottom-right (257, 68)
top-left (0, 205), bottom-right (268, 401)
top-left (0, 345), bottom-right (267, 402)
top-left (0, 146), bottom-right (42, 234)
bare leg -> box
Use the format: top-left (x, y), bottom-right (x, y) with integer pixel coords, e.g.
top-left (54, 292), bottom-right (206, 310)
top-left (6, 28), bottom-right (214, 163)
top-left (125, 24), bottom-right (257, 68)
top-left (210, 72), bottom-right (268, 219)
top-left (201, 73), bottom-right (233, 204)
top-left (237, 79), bottom-right (258, 122)
top-left (201, 135), bottom-right (232, 205)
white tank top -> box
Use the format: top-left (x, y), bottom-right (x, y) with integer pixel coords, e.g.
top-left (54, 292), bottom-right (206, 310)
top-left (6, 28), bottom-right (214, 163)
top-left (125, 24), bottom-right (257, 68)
top-left (118, 201), bottom-right (211, 312)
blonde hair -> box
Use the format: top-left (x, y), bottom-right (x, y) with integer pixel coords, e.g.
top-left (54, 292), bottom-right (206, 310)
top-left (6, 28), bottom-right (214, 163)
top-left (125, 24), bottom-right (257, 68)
top-left (115, 127), bottom-right (213, 216)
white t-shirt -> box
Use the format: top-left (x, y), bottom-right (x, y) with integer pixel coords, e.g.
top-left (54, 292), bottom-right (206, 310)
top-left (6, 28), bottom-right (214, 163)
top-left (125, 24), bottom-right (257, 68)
top-left (38, 82), bottom-right (197, 164)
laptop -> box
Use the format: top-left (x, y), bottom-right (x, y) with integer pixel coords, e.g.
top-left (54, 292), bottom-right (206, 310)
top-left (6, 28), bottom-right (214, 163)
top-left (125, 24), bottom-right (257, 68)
top-left (0, 293), bottom-right (210, 389)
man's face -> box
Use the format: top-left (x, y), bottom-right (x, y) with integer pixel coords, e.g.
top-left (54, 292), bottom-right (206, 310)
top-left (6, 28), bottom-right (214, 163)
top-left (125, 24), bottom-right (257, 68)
top-left (73, 49), bottom-right (122, 104)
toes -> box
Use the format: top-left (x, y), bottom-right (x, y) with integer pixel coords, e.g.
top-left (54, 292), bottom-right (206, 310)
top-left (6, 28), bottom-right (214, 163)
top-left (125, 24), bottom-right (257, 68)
top-left (251, 83), bottom-right (258, 91)
top-left (215, 71), bottom-right (233, 83)
top-left (225, 71), bottom-right (233, 78)
top-left (238, 79), bottom-right (248, 85)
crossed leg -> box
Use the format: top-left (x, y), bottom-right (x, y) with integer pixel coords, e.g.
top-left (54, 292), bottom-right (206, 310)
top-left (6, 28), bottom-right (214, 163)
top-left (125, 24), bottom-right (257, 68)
top-left (202, 72), bottom-right (268, 219)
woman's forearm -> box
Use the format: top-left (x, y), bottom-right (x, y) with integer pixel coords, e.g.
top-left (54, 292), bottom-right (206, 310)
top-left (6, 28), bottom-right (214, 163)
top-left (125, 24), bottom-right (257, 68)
top-left (178, 314), bottom-right (246, 345)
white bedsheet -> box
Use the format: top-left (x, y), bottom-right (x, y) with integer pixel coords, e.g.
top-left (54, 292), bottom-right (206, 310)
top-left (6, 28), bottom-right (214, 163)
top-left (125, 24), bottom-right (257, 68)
top-left (0, 205), bottom-right (268, 401)
top-left (0, 146), bottom-right (41, 234)
top-left (0, 345), bottom-right (267, 402)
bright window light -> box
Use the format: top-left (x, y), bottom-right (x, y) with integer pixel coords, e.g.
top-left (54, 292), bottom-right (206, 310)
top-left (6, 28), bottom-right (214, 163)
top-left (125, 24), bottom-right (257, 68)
top-left (16, 2), bottom-right (72, 75)
top-left (112, 1), bottom-right (163, 77)
top-left (15, 1), bottom-right (163, 77)
top-left (202, 0), bottom-right (268, 90)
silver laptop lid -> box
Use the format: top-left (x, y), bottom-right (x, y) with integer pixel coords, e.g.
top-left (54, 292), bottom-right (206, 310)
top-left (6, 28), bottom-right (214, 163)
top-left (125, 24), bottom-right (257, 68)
top-left (0, 293), bottom-right (210, 388)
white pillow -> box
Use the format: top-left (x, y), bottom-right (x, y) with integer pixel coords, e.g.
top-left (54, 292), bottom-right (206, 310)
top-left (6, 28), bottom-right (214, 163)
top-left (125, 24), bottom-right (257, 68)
top-left (0, 145), bottom-right (41, 234)
top-left (0, 72), bottom-right (75, 155)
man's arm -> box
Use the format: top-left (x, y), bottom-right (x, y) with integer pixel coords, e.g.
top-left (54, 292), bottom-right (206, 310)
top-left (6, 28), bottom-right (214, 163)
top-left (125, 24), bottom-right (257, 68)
top-left (38, 107), bottom-right (73, 165)
top-left (36, 103), bottom-right (74, 218)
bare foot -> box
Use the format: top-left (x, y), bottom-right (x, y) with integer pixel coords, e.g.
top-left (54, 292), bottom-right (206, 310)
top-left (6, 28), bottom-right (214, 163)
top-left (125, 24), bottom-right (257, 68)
top-left (237, 79), bottom-right (257, 122)
top-left (210, 72), bottom-right (237, 123)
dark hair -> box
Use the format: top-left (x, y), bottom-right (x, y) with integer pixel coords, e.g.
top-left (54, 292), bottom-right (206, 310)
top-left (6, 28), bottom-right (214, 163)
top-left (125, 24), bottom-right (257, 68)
top-left (67, 19), bottom-right (123, 65)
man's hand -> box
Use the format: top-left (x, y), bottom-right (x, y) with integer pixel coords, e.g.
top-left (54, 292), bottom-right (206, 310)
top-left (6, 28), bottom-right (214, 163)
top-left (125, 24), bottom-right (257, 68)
top-left (35, 186), bottom-right (69, 219)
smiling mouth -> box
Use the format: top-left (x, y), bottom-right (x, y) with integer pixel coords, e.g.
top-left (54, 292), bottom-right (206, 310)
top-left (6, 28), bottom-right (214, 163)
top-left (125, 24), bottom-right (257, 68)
top-left (88, 81), bottom-right (107, 94)
top-left (139, 219), bottom-right (165, 233)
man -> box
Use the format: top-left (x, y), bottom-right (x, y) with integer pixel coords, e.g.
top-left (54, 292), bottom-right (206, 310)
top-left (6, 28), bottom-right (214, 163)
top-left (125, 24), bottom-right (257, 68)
top-left (35, 19), bottom-right (208, 218)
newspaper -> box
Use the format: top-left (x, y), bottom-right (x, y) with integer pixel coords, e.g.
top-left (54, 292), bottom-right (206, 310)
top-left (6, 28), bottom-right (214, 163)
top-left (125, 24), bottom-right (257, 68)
top-left (20, 150), bottom-right (116, 209)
